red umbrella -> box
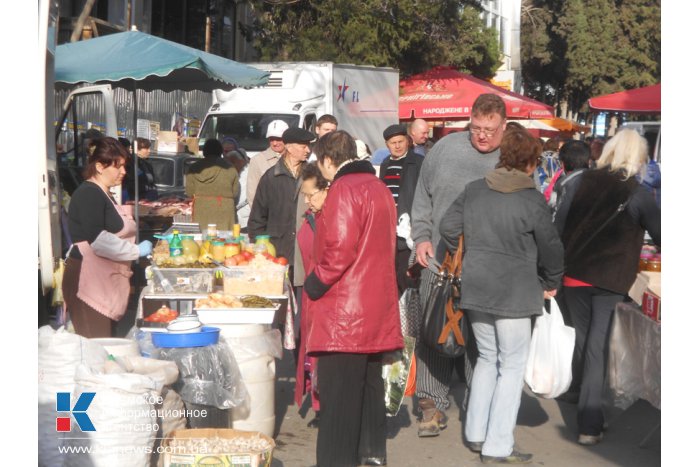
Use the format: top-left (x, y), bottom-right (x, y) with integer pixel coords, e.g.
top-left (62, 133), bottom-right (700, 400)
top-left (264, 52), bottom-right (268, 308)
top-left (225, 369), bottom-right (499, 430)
top-left (588, 84), bottom-right (661, 113)
top-left (399, 66), bottom-right (554, 119)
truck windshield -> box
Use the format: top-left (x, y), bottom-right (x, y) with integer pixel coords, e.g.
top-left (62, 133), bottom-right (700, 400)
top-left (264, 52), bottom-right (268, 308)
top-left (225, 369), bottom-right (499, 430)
top-left (199, 114), bottom-right (300, 152)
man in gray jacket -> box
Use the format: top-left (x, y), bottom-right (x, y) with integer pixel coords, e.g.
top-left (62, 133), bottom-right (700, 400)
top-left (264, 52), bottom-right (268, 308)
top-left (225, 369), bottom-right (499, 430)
top-left (411, 93), bottom-right (507, 437)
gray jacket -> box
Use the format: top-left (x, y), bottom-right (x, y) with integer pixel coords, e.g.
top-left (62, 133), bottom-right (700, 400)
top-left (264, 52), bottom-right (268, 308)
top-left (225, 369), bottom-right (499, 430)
top-left (411, 131), bottom-right (500, 262)
top-left (439, 167), bottom-right (564, 318)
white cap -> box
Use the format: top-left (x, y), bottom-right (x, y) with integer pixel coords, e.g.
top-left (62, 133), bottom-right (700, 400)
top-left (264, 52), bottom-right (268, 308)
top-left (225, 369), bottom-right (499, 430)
top-left (355, 139), bottom-right (370, 160)
top-left (266, 120), bottom-right (289, 139)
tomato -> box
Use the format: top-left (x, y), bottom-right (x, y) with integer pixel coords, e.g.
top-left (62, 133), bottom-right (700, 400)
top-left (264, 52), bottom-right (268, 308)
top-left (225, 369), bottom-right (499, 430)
top-left (274, 257), bottom-right (289, 266)
top-left (242, 251), bottom-right (254, 261)
top-left (262, 252), bottom-right (273, 260)
top-left (224, 257), bottom-right (238, 267)
top-left (237, 260), bottom-right (249, 266)
top-left (233, 253), bottom-right (246, 264)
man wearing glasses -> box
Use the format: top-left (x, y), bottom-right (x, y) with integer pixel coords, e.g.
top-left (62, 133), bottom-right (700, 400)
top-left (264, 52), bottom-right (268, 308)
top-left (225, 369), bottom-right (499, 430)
top-left (410, 93), bottom-right (507, 438)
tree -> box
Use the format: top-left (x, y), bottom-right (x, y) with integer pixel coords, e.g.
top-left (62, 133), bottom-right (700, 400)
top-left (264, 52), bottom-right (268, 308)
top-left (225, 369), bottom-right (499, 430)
top-left (243, 0), bottom-right (501, 79)
top-left (521, 0), bottom-right (660, 120)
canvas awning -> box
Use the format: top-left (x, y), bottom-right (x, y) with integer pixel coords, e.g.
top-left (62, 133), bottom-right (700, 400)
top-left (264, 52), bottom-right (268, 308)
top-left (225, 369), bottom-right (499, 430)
top-left (588, 84), bottom-right (661, 113)
top-left (399, 66), bottom-right (554, 120)
top-left (55, 30), bottom-right (270, 91)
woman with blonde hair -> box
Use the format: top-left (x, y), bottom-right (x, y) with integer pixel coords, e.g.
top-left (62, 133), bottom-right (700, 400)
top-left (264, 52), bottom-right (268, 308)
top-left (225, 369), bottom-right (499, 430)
top-left (557, 128), bottom-right (660, 446)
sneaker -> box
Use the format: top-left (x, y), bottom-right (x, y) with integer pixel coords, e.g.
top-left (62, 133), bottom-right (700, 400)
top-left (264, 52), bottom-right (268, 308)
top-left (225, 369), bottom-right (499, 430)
top-left (578, 433), bottom-right (603, 446)
top-left (465, 440), bottom-right (484, 452)
top-left (480, 450), bottom-right (533, 464)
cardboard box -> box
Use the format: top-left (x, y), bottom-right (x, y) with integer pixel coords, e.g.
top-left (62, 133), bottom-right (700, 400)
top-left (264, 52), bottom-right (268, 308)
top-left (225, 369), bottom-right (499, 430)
top-left (641, 290), bottom-right (661, 322)
top-left (628, 271), bottom-right (661, 305)
top-left (158, 130), bottom-right (186, 153)
top-left (185, 137), bottom-right (200, 155)
top-left (161, 428), bottom-right (275, 467)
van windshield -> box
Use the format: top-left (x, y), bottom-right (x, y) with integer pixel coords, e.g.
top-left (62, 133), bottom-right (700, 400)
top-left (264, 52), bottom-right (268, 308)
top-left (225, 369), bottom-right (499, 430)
top-left (199, 114), bottom-right (300, 152)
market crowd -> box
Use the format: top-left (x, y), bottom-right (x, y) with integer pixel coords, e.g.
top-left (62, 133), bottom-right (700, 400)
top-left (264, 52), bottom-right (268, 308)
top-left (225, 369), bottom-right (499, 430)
top-left (62, 92), bottom-right (660, 467)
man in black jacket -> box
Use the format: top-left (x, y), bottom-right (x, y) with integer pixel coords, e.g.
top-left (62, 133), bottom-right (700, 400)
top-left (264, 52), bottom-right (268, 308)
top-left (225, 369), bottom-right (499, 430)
top-left (379, 124), bottom-right (423, 293)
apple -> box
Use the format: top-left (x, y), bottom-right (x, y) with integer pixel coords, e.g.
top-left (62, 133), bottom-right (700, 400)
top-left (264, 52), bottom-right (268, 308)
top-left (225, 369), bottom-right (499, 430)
top-left (275, 257), bottom-right (289, 266)
top-left (237, 260), bottom-right (249, 266)
top-left (242, 251), bottom-right (254, 261)
top-left (224, 257), bottom-right (238, 267)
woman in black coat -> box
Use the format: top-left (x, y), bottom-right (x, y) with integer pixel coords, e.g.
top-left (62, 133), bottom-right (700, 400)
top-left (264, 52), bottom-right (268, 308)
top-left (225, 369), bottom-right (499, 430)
top-left (557, 128), bottom-right (661, 446)
top-left (440, 129), bottom-right (563, 464)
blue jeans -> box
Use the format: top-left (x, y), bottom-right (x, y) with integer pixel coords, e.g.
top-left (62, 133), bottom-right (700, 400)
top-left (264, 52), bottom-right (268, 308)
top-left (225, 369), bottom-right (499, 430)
top-left (465, 309), bottom-right (531, 457)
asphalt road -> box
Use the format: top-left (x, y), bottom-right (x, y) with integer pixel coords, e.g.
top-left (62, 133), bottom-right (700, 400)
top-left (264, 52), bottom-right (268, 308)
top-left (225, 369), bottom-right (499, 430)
top-left (269, 349), bottom-right (660, 467)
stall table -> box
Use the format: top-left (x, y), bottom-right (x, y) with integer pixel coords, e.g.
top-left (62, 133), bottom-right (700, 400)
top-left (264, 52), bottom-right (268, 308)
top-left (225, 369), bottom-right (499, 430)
top-left (608, 300), bottom-right (660, 447)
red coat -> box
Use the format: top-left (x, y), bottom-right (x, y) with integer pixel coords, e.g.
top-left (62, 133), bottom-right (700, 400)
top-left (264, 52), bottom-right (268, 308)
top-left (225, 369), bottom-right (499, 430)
top-left (305, 161), bottom-right (404, 354)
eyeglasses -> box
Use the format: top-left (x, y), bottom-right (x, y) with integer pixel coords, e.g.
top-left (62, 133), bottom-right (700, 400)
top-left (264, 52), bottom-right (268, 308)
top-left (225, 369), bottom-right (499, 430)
top-left (468, 125), bottom-right (501, 138)
top-left (302, 189), bottom-right (321, 201)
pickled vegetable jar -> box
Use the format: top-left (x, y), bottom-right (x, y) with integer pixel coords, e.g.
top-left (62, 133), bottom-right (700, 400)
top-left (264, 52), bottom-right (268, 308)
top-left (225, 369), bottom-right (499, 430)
top-left (211, 240), bottom-right (226, 262)
top-left (255, 235), bottom-right (276, 257)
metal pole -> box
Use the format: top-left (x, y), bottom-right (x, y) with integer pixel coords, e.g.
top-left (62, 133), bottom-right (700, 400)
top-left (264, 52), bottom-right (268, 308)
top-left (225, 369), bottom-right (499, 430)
top-left (133, 84), bottom-right (140, 244)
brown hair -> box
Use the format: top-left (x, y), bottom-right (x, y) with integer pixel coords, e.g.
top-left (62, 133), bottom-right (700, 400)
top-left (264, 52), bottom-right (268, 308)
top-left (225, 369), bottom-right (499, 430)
top-left (301, 162), bottom-right (329, 190)
top-left (83, 137), bottom-right (128, 179)
top-left (136, 137), bottom-right (151, 151)
top-left (543, 137), bottom-right (560, 152)
top-left (472, 93), bottom-right (506, 119)
top-left (316, 114), bottom-right (338, 127)
top-left (497, 129), bottom-right (542, 172)
top-left (315, 130), bottom-right (357, 167)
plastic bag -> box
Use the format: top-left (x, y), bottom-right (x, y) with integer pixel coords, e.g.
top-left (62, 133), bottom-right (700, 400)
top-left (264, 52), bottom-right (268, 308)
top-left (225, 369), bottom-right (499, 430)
top-left (524, 300), bottom-right (575, 399)
top-left (65, 363), bottom-right (161, 467)
top-left (155, 341), bottom-right (249, 410)
top-left (399, 288), bottom-right (422, 338)
top-left (382, 336), bottom-right (416, 416)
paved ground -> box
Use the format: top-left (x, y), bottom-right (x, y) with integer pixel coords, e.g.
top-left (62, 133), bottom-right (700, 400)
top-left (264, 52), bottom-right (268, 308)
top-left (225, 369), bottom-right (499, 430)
top-left (269, 349), bottom-right (660, 467)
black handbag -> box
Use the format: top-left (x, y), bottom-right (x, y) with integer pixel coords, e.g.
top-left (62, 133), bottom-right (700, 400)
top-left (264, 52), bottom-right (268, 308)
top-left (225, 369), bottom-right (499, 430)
top-left (420, 236), bottom-right (467, 357)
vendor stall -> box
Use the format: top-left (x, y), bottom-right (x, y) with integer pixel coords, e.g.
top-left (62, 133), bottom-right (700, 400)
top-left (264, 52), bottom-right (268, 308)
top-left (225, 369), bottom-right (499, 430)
top-left (133, 223), bottom-right (294, 438)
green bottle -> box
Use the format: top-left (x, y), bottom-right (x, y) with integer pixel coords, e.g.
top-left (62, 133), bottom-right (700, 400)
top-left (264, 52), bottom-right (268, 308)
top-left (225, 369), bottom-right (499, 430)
top-left (169, 230), bottom-right (183, 257)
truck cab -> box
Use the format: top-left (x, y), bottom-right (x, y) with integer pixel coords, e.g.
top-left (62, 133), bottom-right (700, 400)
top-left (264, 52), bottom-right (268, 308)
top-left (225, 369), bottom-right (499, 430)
top-left (197, 62), bottom-right (399, 157)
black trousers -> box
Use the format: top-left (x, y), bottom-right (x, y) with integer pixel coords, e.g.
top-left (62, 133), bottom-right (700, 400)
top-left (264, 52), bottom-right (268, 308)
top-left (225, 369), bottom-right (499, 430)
top-left (316, 353), bottom-right (386, 467)
top-left (563, 286), bottom-right (623, 436)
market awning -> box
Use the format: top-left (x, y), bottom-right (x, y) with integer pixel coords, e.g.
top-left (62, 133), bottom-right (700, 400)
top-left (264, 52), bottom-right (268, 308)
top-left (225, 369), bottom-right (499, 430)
top-left (55, 30), bottom-right (270, 92)
top-left (588, 84), bottom-right (661, 114)
top-left (538, 117), bottom-right (590, 133)
top-left (399, 66), bottom-right (554, 120)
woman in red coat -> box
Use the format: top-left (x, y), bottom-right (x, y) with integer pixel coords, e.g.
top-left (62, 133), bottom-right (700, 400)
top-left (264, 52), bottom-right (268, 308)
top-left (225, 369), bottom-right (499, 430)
top-left (304, 131), bottom-right (404, 467)
top-left (294, 162), bottom-right (329, 427)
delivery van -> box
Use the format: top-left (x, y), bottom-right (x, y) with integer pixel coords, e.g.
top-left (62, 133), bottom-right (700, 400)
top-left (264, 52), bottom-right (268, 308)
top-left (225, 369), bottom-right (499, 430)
top-left (619, 121), bottom-right (661, 164)
top-left (197, 62), bottom-right (400, 157)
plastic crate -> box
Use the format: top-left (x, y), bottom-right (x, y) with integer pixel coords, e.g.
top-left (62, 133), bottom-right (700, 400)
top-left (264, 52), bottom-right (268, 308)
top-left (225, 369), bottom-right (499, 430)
top-left (149, 267), bottom-right (215, 294)
top-left (222, 265), bottom-right (287, 296)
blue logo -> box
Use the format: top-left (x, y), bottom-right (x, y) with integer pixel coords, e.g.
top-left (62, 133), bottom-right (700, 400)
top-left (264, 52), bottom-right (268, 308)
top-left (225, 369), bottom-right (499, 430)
top-left (56, 392), bottom-right (96, 432)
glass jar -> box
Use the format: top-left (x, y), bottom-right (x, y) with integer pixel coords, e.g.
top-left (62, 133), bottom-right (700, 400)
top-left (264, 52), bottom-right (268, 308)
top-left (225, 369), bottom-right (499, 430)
top-left (638, 253), bottom-right (653, 272)
top-left (207, 224), bottom-right (217, 239)
top-left (233, 224), bottom-right (241, 238)
top-left (211, 240), bottom-right (226, 263)
top-left (224, 241), bottom-right (240, 258)
top-left (645, 254), bottom-right (661, 272)
top-left (181, 235), bottom-right (199, 263)
top-left (255, 235), bottom-right (276, 257)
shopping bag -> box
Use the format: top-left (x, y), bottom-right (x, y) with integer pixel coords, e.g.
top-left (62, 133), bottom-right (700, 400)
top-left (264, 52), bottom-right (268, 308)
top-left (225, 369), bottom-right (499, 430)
top-left (404, 351), bottom-right (417, 397)
top-left (383, 336), bottom-right (416, 416)
top-left (524, 299), bottom-right (576, 399)
top-left (420, 236), bottom-right (466, 357)
top-left (399, 288), bottom-right (422, 338)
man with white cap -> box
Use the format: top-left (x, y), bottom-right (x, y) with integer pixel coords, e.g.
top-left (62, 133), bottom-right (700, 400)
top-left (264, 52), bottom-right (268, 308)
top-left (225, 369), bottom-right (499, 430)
top-left (246, 119), bottom-right (289, 206)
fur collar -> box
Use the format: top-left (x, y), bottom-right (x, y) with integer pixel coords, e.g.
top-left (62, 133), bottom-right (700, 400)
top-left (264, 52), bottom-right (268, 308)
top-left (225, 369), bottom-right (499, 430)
top-left (333, 159), bottom-right (376, 181)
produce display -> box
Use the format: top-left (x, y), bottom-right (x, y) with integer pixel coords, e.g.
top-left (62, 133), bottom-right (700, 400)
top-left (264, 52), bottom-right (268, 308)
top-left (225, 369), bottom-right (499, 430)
top-left (143, 305), bottom-right (179, 323)
top-left (168, 433), bottom-right (274, 453)
top-left (195, 293), bottom-right (275, 309)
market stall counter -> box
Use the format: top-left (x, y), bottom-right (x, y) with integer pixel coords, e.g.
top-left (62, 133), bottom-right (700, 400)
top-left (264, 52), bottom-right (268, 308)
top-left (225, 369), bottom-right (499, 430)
top-left (608, 300), bottom-right (660, 411)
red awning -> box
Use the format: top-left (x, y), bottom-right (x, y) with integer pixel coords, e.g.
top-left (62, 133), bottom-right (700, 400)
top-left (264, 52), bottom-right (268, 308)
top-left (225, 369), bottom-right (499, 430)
top-left (588, 84), bottom-right (661, 113)
top-left (399, 66), bottom-right (554, 120)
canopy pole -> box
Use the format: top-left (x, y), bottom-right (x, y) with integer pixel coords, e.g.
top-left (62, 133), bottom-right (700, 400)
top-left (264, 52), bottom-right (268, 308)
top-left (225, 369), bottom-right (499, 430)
top-left (133, 84), bottom-right (140, 244)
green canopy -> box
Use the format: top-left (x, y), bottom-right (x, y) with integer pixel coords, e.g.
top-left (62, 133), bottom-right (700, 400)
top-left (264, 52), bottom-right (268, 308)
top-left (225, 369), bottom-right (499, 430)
top-left (55, 30), bottom-right (269, 91)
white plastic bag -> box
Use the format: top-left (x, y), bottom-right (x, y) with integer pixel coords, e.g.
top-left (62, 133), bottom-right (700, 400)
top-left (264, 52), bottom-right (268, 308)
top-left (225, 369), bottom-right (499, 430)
top-left (524, 300), bottom-right (575, 399)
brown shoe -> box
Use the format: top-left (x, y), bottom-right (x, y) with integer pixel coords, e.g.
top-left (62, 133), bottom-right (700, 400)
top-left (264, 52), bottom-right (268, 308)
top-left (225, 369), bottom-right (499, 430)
top-left (417, 416), bottom-right (440, 437)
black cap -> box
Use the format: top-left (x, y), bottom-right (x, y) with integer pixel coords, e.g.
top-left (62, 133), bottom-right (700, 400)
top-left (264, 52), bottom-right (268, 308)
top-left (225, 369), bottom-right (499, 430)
top-left (383, 124), bottom-right (407, 141)
top-left (282, 127), bottom-right (316, 144)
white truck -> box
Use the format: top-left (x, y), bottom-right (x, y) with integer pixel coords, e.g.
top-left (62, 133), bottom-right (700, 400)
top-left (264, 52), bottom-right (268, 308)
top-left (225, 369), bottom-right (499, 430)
top-left (197, 62), bottom-right (399, 157)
